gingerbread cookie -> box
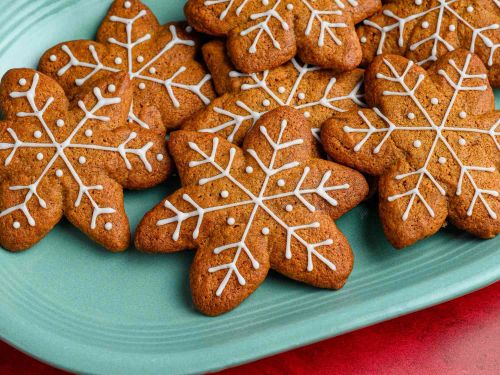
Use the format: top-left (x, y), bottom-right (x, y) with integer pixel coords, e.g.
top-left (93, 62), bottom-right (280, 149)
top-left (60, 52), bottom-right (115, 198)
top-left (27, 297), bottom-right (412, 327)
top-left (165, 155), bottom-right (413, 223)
top-left (183, 40), bottom-right (365, 145)
top-left (39, 0), bottom-right (215, 131)
top-left (0, 69), bottom-right (170, 252)
top-left (357, 0), bottom-right (500, 87)
top-left (185, 0), bottom-right (381, 73)
top-left (322, 50), bottom-right (499, 248)
top-left (136, 107), bottom-right (368, 315)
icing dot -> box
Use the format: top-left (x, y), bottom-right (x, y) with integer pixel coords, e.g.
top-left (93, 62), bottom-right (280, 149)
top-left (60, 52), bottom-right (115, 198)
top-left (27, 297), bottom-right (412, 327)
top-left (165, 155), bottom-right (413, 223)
top-left (13, 221), bottom-right (20, 229)
top-left (277, 179), bottom-right (285, 187)
top-left (227, 217), bottom-right (235, 225)
top-left (459, 111), bottom-right (467, 119)
top-left (34, 131), bottom-right (42, 139)
top-left (421, 21), bottom-right (429, 29)
top-left (85, 129), bottom-right (93, 137)
top-left (407, 112), bottom-right (415, 120)
top-left (438, 157), bottom-right (447, 164)
top-left (459, 138), bottom-right (467, 146)
top-left (36, 152), bottom-right (44, 161)
top-left (262, 0), bottom-right (269, 5)
top-left (19, 78), bottom-right (27, 86)
top-left (413, 140), bottom-right (422, 148)
top-left (360, 36), bottom-right (367, 43)
top-left (245, 166), bottom-right (253, 174)
top-left (108, 84), bottom-right (116, 93)
top-left (137, 55), bottom-right (144, 63)
top-left (49, 55), bottom-right (57, 62)
top-left (261, 227), bottom-right (270, 235)
top-left (124, 1), bottom-right (132, 9)
top-left (78, 156), bottom-right (86, 164)
top-left (449, 25), bottom-right (456, 32)
top-left (56, 169), bottom-right (63, 178)
top-left (104, 222), bottom-right (113, 231)
top-left (285, 204), bottom-right (293, 212)
top-left (262, 99), bottom-right (270, 107)
top-left (220, 190), bottom-right (229, 198)
top-left (149, 67), bottom-right (156, 74)
top-left (139, 82), bottom-right (146, 90)
top-left (278, 86), bottom-right (286, 93)
top-left (286, 3), bottom-right (294, 10)
top-left (298, 92), bottom-right (306, 100)
top-left (431, 97), bottom-right (439, 105)
top-left (415, 0), bottom-right (422, 4)
top-left (56, 119), bottom-right (65, 127)
top-left (304, 111), bottom-right (311, 118)
top-left (185, 26), bottom-right (193, 33)
top-left (156, 153), bottom-right (164, 161)
top-left (467, 5), bottom-right (473, 12)
top-left (115, 57), bottom-right (123, 65)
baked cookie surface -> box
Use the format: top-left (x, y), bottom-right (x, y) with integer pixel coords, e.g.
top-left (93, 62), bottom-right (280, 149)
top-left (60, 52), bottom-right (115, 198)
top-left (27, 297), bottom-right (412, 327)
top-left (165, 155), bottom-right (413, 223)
top-left (183, 40), bottom-right (366, 145)
top-left (322, 50), bottom-right (499, 248)
top-left (136, 107), bottom-right (368, 315)
top-left (185, 0), bottom-right (381, 73)
top-left (0, 69), bottom-right (170, 252)
top-left (358, 0), bottom-right (500, 87)
top-left (39, 0), bottom-right (215, 132)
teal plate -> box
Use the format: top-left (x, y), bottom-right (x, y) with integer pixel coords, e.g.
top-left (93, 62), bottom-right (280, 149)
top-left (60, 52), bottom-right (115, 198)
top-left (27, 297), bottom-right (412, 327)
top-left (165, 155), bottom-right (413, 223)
top-left (0, 1), bottom-right (499, 374)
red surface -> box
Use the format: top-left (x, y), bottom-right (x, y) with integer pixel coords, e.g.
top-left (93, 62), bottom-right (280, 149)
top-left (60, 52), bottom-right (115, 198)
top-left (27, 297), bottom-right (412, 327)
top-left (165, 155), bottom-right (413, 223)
top-left (1, 282), bottom-right (499, 375)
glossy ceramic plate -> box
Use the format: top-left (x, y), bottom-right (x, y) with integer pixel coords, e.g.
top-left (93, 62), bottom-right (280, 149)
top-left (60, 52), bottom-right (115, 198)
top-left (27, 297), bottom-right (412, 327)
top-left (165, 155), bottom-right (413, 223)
top-left (0, 1), bottom-right (499, 374)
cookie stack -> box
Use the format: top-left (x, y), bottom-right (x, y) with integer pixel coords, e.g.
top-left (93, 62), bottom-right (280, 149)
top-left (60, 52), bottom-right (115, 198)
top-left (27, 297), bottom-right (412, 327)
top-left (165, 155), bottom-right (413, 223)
top-left (0, 0), bottom-right (498, 316)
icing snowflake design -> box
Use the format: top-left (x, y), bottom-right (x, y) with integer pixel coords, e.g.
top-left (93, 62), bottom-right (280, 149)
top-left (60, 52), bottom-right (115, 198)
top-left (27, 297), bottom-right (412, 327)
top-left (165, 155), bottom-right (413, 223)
top-left (344, 53), bottom-right (499, 221)
top-left (137, 108), bottom-right (367, 312)
top-left (188, 56), bottom-right (365, 144)
top-left (0, 70), bottom-right (165, 250)
top-left (360, 0), bottom-right (499, 68)
top-left (41, 0), bottom-right (213, 130)
top-left (206, 0), bottom-right (354, 53)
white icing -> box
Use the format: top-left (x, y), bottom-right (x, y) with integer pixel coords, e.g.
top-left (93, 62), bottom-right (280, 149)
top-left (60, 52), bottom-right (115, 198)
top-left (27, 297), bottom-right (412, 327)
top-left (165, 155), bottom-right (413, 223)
top-left (85, 129), bottom-right (93, 137)
top-left (0, 73), bottom-right (157, 229)
top-left (108, 84), bottom-right (116, 93)
top-left (262, 99), bottom-right (270, 106)
top-left (304, 111), bottom-right (311, 118)
top-left (220, 190), bottom-right (229, 198)
top-left (138, 82), bottom-right (146, 90)
top-left (344, 54), bottom-right (498, 221)
top-left (277, 179), bottom-right (285, 187)
top-left (408, 112), bottom-right (415, 119)
top-left (19, 78), bottom-right (27, 86)
top-left (413, 140), bottom-right (422, 148)
top-left (360, 36), bottom-right (367, 43)
top-left (285, 204), bottom-right (293, 212)
top-left (459, 111), bottom-right (467, 119)
top-left (431, 97), bottom-right (439, 105)
top-left (287, 3), bottom-right (293, 11)
top-left (245, 166), bottom-right (253, 173)
top-left (201, 58), bottom-right (365, 142)
top-left (36, 152), bottom-right (43, 161)
top-left (298, 92), bottom-right (306, 100)
top-left (158, 119), bottom-right (351, 296)
top-left (156, 153), bottom-right (164, 161)
top-left (49, 55), bottom-right (57, 62)
top-left (104, 222), bottom-right (113, 230)
top-left (185, 26), bottom-right (193, 33)
top-left (56, 10), bottom-right (212, 129)
top-left (363, 1), bottom-right (499, 67)
top-left (124, 1), bottom-right (131, 9)
top-left (149, 67), bottom-right (156, 74)
top-left (13, 221), bottom-right (20, 229)
top-left (227, 217), bottom-right (235, 225)
top-left (56, 119), bottom-right (65, 127)
top-left (78, 156), bottom-right (86, 164)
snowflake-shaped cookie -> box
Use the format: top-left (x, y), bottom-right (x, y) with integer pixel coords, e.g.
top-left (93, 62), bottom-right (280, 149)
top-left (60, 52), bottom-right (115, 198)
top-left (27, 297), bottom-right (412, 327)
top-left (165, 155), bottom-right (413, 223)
top-left (39, 0), bottom-right (215, 131)
top-left (185, 0), bottom-right (381, 73)
top-left (0, 69), bottom-right (169, 252)
top-left (357, 0), bottom-right (500, 86)
top-left (322, 50), bottom-right (499, 248)
top-left (183, 40), bottom-right (365, 144)
top-left (136, 107), bottom-right (368, 315)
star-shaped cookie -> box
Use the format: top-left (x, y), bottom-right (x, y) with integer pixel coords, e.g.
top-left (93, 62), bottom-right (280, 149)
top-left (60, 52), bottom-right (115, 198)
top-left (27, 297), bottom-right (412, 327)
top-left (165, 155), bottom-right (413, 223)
top-left (39, 0), bottom-right (215, 132)
top-left (136, 107), bottom-right (368, 315)
top-left (322, 50), bottom-right (499, 248)
top-left (0, 69), bottom-right (169, 252)
top-left (183, 40), bottom-right (365, 145)
top-left (357, 0), bottom-right (500, 86)
top-left (185, 0), bottom-right (381, 73)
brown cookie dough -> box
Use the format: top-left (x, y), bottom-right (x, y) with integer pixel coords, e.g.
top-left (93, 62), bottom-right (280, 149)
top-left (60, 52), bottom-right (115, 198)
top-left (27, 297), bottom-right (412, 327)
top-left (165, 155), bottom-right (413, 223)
top-left (322, 49), bottom-right (499, 248)
top-left (0, 69), bottom-right (170, 252)
top-left (185, 0), bottom-right (381, 73)
top-left (39, 0), bottom-right (216, 132)
top-left (136, 106), bottom-right (368, 315)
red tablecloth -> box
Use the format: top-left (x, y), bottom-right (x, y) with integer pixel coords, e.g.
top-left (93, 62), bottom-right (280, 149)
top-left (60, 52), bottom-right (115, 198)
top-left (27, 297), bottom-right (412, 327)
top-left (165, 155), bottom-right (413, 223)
top-left (1, 282), bottom-right (499, 375)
